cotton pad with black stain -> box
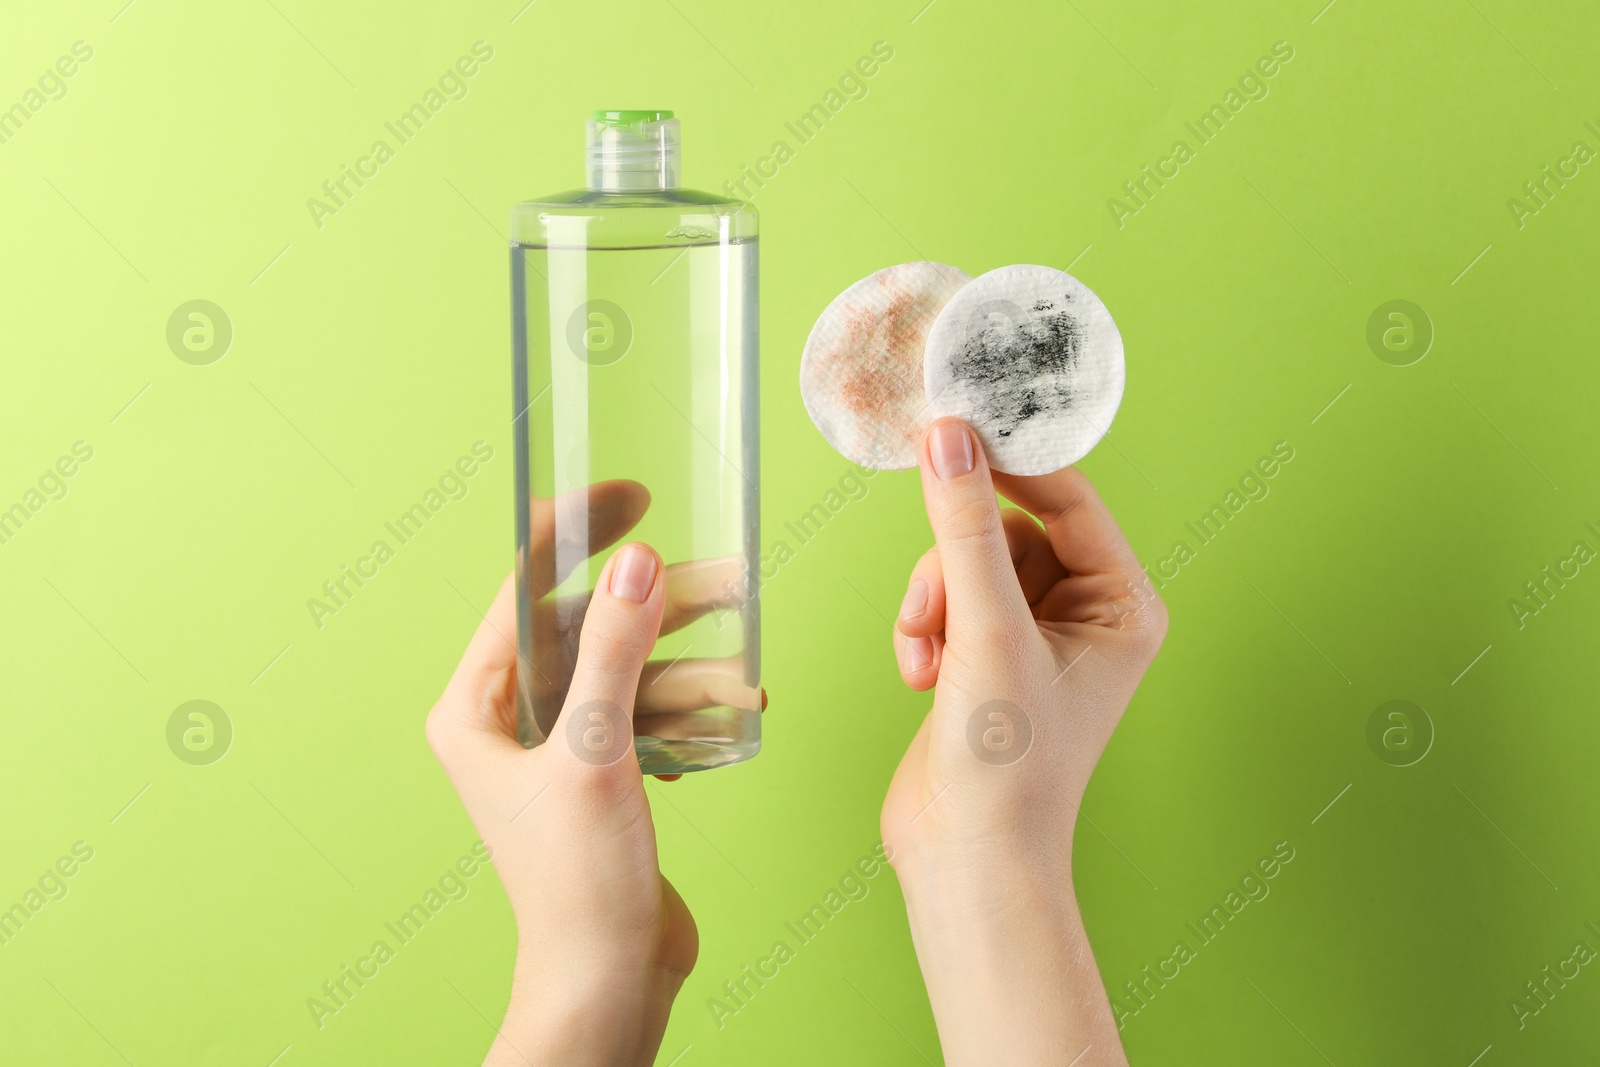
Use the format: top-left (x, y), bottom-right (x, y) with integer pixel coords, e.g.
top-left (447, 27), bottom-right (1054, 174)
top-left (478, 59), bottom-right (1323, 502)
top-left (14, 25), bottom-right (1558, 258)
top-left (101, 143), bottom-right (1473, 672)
top-left (924, 264), bottom-right (1124, 476)
top-left (800, 262), bottom-right (973, 470)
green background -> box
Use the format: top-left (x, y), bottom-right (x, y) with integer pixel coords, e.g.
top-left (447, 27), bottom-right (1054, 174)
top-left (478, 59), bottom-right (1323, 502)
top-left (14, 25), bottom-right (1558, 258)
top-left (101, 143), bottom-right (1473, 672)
top-left (3, 0), bottom-right (1598, 1063)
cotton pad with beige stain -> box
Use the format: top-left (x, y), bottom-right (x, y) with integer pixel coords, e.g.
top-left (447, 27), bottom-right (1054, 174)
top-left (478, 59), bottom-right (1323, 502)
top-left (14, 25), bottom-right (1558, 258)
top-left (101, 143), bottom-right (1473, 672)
top-left (799, 262), bottom-right (972, 470)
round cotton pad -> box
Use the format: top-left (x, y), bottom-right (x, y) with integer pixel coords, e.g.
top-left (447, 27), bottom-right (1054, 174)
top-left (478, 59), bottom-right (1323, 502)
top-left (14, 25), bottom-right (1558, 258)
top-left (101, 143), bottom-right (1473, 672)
top-left (924, 264), bottom-right (1124, 476)
top-left (800, 262), bottom-right (972, 470)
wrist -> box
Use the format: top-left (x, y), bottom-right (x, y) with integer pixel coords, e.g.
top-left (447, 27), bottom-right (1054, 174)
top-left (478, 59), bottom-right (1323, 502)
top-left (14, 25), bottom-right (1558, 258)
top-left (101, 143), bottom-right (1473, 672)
top-left (891, 831), bottom-right (1076, 906)
top-left (899, 857), bottom-right (1080, 965)
top-left (896, 862), bottom-right (1124, 1067)
top-left (489, 962), bottom-right (676, 1067)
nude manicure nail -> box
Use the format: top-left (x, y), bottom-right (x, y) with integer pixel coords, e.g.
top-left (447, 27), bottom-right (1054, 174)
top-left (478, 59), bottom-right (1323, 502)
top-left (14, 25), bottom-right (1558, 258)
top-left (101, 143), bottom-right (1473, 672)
top-left (899, 580), bottom-right (929, 622)
top-left (609, 544), bottom-right (656, 603)
top-left (930, 421), bottom-right (975, 480)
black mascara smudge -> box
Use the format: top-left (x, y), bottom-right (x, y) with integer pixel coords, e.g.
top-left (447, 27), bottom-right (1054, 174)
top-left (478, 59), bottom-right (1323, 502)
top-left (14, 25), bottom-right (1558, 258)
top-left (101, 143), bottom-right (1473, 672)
top-left (948, 299), bottom-right (1084, 438)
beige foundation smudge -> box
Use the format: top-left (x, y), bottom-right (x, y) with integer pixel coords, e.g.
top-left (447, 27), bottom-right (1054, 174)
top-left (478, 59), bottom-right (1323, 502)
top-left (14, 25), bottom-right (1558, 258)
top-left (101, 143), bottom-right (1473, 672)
top-left (800, 262), bottom-right (971, 470)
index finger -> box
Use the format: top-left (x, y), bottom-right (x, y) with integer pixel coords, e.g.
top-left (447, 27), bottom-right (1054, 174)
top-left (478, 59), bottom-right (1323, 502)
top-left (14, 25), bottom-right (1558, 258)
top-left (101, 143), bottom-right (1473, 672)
top-left (526, 479), bottom-right (650, 600)
top-left (990, 467), bottom-right (1142, 579)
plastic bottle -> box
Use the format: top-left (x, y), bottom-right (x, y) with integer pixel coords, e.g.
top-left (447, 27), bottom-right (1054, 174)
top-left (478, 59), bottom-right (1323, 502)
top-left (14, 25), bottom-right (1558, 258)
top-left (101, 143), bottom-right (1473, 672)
top-left (510, 110), bottom-right (760, 774)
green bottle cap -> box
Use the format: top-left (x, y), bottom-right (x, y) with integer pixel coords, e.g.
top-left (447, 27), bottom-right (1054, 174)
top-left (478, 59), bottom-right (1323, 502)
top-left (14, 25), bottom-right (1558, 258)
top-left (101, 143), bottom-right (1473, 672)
top-left (586, 111), bottom-right (680, 191)
top-left (591, 109), bottom-right (674, 126)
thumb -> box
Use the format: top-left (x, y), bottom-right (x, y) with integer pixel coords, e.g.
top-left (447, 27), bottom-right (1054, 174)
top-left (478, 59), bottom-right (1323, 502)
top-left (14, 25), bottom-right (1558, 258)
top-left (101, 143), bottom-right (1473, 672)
top-left (917, 418), bottom-right (1032, 643)
top-left (550, 542), bottom-right (666, 771)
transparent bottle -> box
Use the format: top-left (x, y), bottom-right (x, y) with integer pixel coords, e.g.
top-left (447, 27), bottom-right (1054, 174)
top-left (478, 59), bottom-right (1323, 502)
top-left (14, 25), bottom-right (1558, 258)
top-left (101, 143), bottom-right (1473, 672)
top-left (510, 110), bottom-right (760, 774)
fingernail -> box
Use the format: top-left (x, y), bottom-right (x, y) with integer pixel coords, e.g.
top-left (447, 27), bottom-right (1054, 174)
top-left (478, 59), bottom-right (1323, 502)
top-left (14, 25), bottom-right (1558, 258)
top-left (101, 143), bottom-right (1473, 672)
top-left (930, 421), bottom-right (975, 481)
top-left (899, 580), bottom-right (929, 623)
top-left (608, 544), bottom-right (656, 603)
top-left (905, 636), bottom-right (934, 672)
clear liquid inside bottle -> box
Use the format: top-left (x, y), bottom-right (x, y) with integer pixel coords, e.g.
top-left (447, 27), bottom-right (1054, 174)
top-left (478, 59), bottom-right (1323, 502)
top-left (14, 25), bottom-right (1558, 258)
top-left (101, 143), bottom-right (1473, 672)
top-left (510, 112), bottom-right (760, 774)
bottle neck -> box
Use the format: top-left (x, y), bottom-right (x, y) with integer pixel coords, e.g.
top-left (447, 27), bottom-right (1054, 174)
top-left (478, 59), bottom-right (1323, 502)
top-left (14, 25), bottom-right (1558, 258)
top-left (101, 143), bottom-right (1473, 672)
top-left (586, 153), bottom-right (678, 192)
top-left (586, 113), bottom-right (681, 193)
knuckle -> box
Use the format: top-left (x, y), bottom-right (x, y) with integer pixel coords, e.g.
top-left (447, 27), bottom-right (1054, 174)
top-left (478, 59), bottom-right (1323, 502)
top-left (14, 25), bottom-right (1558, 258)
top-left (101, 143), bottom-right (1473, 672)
top-left (1122, 592), bottom-right (1169, 656)
top-left (942, 493), bottom-right (999, 539)
top-left (553, 749), bottom-right (638, 804)
top-left (577, 620), bottom-right (652, 677)
top-left (424, 702), bottom-right (457, 761)
top-left (1103, 570), bottom-right (1166, 637)
top-left (1142, 597), bottom-right (1170, 648)
top-left (1037, 475), bottom-right (1092, 526)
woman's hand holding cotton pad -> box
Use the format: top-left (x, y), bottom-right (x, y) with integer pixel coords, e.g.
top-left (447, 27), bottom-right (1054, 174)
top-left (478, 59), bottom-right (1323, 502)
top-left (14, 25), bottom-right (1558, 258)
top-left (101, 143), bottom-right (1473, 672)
top-left (800, 262), bottom-right (1124, 476)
